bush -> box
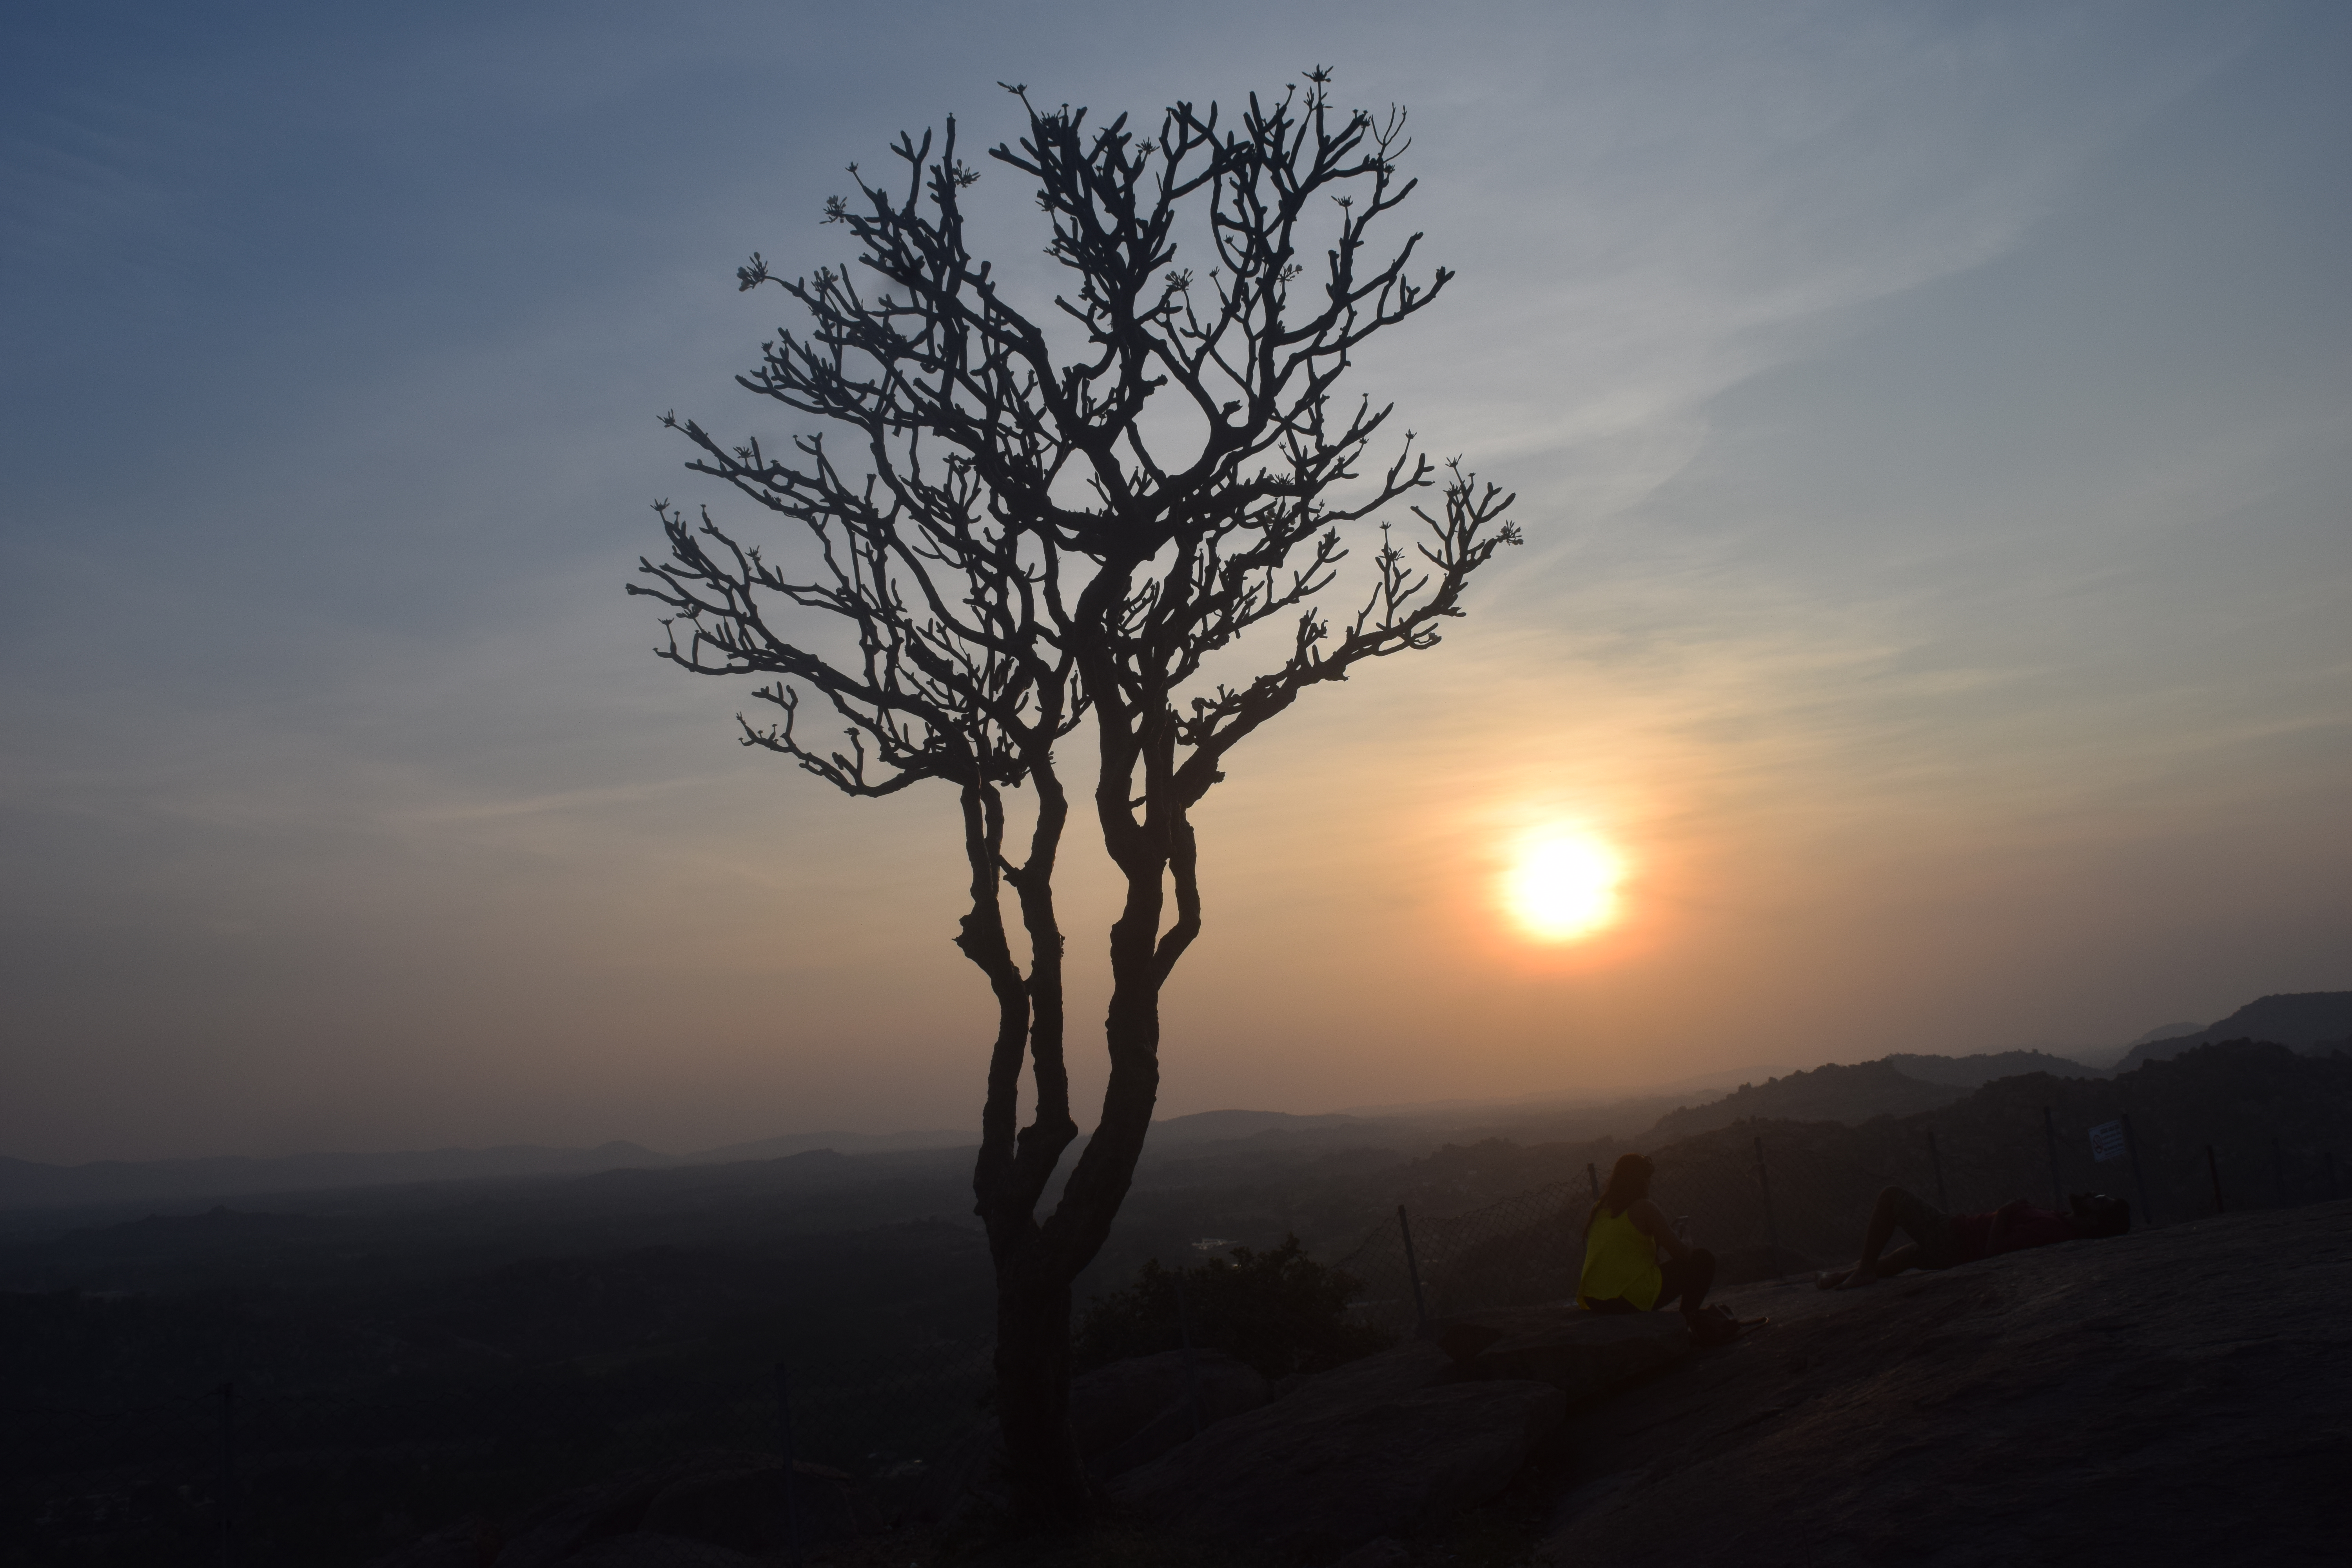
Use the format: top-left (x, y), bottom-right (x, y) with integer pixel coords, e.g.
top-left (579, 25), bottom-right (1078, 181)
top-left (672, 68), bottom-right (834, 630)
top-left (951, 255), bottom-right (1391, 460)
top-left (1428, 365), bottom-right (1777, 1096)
top-left (1073, 1236), bottom-right (1393, 1379)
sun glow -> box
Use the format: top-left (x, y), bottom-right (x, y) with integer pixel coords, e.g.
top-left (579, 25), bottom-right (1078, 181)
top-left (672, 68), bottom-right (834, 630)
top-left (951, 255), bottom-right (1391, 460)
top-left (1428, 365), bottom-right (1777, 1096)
top-left (1503, 828), bottom-right (1626, 942)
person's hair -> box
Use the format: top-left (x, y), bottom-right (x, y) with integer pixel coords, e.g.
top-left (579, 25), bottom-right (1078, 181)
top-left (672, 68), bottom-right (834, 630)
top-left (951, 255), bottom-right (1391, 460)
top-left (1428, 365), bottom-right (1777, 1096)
top-left (1586, 1153), bottom-right (1655, 1235)
top-left (2072, 1192), bottom-right (2132, 1238)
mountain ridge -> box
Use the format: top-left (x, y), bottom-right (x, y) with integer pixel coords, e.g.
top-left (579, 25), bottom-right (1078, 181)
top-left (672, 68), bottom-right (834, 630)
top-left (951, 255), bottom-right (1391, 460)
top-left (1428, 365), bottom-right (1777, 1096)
top-left (13, 992), bottom-right (2340, 1214)
top-left (0, 1141), bottom-right (675, 1212)
top-left (1882, 1048), bottom-right (2107, 1086)
top-left (2114, 991), bottom-right (2352, 1071)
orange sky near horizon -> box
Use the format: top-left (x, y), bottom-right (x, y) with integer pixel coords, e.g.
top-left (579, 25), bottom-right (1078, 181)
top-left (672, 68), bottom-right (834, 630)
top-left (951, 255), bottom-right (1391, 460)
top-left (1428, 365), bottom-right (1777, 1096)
top-left (3, 2), bottom-right (2348, 1165)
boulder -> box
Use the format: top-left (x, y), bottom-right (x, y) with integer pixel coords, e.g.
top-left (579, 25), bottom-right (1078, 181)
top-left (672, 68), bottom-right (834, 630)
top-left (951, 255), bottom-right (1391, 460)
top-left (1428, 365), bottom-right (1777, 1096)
top-left (1269, 1337), bottom-right (1457, 1415)
top-left (1109, 1342), bottom-right (1564, 1555)
top-left (1070, 1348), bottom-right (1268, 1479)
top-left (1437, 1305), bottom-right (1690, 1403)
top-left (916, 1347), bottom-right (1276, 1520)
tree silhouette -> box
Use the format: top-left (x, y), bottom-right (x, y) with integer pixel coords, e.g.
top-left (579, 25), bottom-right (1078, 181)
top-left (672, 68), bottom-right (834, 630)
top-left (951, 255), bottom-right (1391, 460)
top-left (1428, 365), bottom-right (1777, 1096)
top-left (632, 69), bottom-right (1519, 1522)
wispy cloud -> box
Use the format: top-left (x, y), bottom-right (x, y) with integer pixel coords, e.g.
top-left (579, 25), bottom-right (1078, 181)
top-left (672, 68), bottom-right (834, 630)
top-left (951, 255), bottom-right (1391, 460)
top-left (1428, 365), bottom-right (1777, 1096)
top-left (1, 0), bottom-right (2343, 1160)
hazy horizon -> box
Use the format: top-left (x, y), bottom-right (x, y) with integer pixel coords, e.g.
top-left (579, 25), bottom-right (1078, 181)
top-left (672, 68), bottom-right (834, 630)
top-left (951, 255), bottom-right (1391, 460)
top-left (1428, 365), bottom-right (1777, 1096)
top-left (6, 2), bottom-right (2348, 1165)
top-left (4, 1025), bottom-right (2218, 1171)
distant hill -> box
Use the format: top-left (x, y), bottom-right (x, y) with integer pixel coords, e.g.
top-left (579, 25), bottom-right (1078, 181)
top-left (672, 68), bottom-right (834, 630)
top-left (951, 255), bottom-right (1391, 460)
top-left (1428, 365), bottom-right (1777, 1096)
top-left (1883, 1049), bottom-right (2106, 1087)
top-left (686, 1128), bottom-right (973, 1162)
top-left (1149, 1109), bottom-right (1359, 1144)
top-left (2064, 1020), bottom-right (2207, 1069)
top-left (2116, 992), bottom-right (2352, 1071)
top-left (0, 1141), bottom-right (675, 1212)
top-left (1642, 1060), bottom-right (1967, 1142)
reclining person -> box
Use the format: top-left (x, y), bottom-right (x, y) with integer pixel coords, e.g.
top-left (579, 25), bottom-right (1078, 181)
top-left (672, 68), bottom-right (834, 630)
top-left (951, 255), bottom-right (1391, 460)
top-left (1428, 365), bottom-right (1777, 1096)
top-left (1579, 1153), bottom-right (1718, 1321)
top-left (1819, 1187), bottom-right (2132, 1290)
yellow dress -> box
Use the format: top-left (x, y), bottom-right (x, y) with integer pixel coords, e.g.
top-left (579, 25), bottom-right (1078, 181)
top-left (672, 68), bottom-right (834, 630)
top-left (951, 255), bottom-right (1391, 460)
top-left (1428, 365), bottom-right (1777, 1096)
top-left (1578, 1205), bottom-right (1662, 1310)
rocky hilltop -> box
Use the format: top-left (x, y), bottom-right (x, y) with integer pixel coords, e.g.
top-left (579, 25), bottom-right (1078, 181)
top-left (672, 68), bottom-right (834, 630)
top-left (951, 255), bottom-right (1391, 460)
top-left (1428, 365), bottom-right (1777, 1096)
top-left (2116, 991), bottom-right (2352, 1071)
top-left (1535, 1198), bottom-right (2348, 1566)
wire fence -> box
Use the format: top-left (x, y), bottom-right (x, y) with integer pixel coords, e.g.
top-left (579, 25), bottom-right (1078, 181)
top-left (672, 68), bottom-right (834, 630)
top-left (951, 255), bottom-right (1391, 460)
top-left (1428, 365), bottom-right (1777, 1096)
top-left (1331, 1105), bottom-right (2352, 1339)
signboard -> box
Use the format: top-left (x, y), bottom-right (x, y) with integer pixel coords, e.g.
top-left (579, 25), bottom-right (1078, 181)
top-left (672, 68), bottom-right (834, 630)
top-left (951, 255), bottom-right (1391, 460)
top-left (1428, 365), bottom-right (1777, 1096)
top-left (2089, 1119), bottom-right (2127, 1164)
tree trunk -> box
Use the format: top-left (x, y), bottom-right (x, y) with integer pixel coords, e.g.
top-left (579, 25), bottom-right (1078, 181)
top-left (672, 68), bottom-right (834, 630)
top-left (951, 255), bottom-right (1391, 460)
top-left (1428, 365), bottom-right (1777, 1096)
top-left (976, 822), bottom-right (1173, 1526)
top-left (992, 1238), bottom-right (1087, 1524)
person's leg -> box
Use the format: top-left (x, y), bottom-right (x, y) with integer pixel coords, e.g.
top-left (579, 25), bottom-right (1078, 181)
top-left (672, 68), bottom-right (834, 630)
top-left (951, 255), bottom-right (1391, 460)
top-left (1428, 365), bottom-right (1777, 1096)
top-left (1872, 1241), bottom-right (1922, 1278)
top-left (1585, 1295), bottom-right (1639, 1315)
top-left (1654, 1249), bottom-right (1717, 1314)
top-left (1833, 1188), bottom-right (1941, 1289)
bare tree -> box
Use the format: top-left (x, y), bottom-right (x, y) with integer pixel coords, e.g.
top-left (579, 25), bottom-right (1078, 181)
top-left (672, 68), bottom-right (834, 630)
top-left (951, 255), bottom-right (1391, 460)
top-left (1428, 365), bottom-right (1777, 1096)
top-left (632, 69), bottom-right (1519, 1523)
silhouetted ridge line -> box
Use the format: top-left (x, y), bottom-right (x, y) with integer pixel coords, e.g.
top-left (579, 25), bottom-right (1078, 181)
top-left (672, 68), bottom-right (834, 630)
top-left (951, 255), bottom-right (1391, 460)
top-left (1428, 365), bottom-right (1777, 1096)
top-left (1883, 1049), bottom-right (2106, 1087)
top-left (0, 1142), bottom-right (677, 1212)
top-left (2115, 991), bottom-right (2352, 1071)
top-left (1642, 1060), bottom-right (1967, 1142)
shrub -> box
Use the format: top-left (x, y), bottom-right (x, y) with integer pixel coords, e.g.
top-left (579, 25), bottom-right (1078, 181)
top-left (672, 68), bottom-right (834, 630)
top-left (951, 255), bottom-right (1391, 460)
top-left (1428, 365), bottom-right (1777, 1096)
top-left (1073, 1236), bottom-right (1393, 1379)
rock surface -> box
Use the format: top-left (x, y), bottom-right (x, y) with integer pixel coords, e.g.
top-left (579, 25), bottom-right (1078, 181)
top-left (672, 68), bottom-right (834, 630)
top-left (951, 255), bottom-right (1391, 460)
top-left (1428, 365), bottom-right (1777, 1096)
top-left (1438, 1304), bottom-right (1691, 1399)
top-left (1267, 1337), bottom-right (1456, 1414)
top-left (1535, 1200), bottom-right (2352, 1566)
top-left (1109, 1341), bottom-right (1563, 1556)
top-left (914, 1347), bottom-right (1272, 1524)
top-left (1071, 1347), bottom-right (1268, 1479)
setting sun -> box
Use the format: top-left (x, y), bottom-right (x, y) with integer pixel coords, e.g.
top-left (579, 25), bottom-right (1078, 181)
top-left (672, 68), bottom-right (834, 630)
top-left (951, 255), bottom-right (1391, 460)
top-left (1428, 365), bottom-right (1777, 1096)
top-left (1503, 828), bottom-right (1627, 942)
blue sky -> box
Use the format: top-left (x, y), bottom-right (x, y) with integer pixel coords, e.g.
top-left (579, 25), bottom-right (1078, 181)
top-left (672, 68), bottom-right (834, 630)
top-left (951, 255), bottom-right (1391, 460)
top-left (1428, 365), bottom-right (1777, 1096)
top-left (4, 2), bottom-right (2347, 1161)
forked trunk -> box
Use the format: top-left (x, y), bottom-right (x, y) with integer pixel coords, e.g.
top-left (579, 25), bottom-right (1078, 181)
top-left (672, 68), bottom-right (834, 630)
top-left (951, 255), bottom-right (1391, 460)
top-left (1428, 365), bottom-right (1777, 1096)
top-left (982, 852), bottom-right (1170, 1528)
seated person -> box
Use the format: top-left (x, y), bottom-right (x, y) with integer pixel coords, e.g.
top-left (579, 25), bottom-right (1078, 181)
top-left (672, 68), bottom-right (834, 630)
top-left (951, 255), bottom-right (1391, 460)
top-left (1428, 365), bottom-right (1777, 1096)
top-left (1579, 1152), bottom-right (1717, 1321)
top-left (1818, 1187), bottom-right (2132, 1290)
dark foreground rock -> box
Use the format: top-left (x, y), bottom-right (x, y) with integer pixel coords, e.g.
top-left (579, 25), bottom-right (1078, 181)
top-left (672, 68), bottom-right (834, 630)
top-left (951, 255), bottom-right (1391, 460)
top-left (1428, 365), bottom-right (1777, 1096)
top-left (471, 1450), bottom-right (857, 1568)
top-left (917, 1346), bottom-right (1271, 1524)
top-left (1535, 1200), bottom-right (2352, 1567)
top-left (1268, 1336), bottom-right (1454, 1410)
top-left (1108, 1341), bottom-right (1564, 1556)
top-left (1072, 1347), bottom-right (1268, 1479)
top-left (1437, 1304), bottom-right (1690, 1397)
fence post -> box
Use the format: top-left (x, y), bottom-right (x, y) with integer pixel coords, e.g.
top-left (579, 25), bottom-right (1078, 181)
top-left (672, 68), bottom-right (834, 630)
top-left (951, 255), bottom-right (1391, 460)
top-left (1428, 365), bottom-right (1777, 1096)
top-left (1926, 1129), bottom-right (1950, 1212)
top-left (1174, 1273), bottom-right (1204, 1438)
top-left (1586, 1163), bottom-right (1601, 1202)
top-left (1751, 1137), bottom-right (1785, 1281)
top-left (2205, 1145), bottom-right (2226, 1215)
top-left (2272, 1137), bottom-right (2288, 1209)
top-left (2120, 1114), bottom-right (2157, 1229)
top-left (2042, 1107), bottom-right (2064, 1209)
top-left (773, 1362), bottom-right (800, 1568)
top-left (217, 1381), bottom-right (235, 1568)
top-left (1396, 1205), bottom-right (1431, 1336)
